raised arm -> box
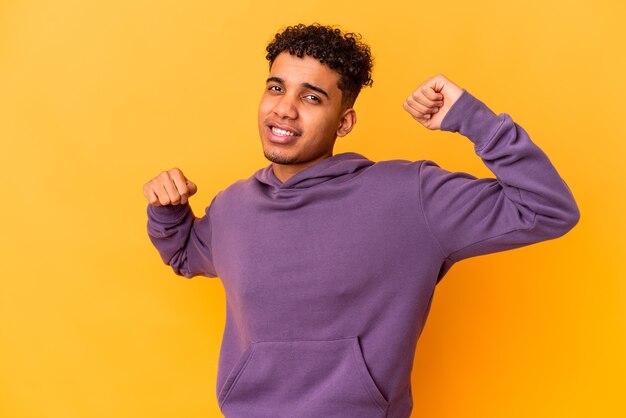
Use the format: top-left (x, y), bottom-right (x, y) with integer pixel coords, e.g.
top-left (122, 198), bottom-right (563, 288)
top-left (404, 75), bottom-right (580, 280)
top-left (143, 168), bottom-right (216, 278)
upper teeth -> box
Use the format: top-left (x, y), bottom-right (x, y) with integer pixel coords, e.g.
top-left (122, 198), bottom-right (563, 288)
top-left (272, 127), bottom-right (295, 136)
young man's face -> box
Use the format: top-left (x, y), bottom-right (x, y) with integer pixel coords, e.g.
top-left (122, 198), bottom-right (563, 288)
top-left (258, 52), bottom-right (355, 176)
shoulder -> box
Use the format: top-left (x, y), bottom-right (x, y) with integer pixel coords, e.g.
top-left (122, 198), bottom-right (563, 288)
top-left (343, 159), bottom-right (437, 197)
top-left (194, 173), bottom-right (259, 217)
top-left (214, 175), bottom-right (258, 203)
top-left (364, 158), bottom-right (430, 179)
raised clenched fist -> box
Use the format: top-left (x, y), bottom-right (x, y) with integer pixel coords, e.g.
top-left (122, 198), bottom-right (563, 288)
top-left (143, 168), bottom-right (197, 206)
top-left (403, 74), bottom-right (464, 130)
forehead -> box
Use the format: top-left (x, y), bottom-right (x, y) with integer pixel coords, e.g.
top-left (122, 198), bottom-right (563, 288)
top-left (269, 52), bottom-right (341, 91)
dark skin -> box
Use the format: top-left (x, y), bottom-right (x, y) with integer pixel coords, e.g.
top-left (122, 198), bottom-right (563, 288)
top-left (257, 52), bottom-right (357, 183)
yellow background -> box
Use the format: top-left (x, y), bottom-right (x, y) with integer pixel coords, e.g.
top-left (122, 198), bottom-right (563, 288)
top-left (1, 0), bottom-right (624, 417)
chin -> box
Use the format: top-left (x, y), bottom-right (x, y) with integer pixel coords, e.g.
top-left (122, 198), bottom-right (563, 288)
top-left (264, 149), bottom-right (298, 165)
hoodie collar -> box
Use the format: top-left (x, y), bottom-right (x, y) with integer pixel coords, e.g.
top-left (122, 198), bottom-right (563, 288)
top-left (254, 152), bottom-right (374, 190)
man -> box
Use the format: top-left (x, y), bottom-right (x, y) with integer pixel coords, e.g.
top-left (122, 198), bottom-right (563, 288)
top-left (143, 24), bottom-right (579, 418)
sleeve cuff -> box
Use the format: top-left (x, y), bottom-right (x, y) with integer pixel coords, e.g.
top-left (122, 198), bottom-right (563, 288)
top-left (147, 203), bottom-right (191, 222)
top-left (440, 90), bottom-right (503, 151)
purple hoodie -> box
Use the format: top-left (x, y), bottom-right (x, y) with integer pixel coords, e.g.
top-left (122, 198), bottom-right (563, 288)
top-left (146, 91), bottom-right (579, 417)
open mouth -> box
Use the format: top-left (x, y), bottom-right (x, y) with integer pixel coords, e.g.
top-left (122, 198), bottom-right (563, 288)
top-left (267, 125), bottom-right (301, 144)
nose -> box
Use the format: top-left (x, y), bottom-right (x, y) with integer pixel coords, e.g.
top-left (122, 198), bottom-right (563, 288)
top-left (272, 93), bottom-right (298, 119)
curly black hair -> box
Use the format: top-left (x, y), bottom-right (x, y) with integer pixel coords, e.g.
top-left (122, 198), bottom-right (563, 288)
top-left (266, 23), bottom-right (373, 107)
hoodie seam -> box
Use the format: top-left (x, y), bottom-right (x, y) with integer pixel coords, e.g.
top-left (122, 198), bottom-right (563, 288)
top-left (417, 161), bottom-right (449, 260)
top-left (474, 114), bottom-right (507, 154)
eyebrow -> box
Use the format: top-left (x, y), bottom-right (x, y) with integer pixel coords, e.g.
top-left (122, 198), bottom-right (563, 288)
top-left (266, 76), bottom-right (330, 99)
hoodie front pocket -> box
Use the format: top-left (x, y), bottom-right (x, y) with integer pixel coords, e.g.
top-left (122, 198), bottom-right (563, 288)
top-left (218, 336), bottom-right (388, 418)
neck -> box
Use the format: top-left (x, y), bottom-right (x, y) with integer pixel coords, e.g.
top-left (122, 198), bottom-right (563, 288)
top-left (271, 153), bottom-right (333, 183)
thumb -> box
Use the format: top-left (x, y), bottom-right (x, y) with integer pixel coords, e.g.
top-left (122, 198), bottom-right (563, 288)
top-left (186, 180), bottom-right (198, 196)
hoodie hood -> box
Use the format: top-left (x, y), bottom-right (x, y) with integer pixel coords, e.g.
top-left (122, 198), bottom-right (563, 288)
top-left (254, 152), bottom-right (375, 190)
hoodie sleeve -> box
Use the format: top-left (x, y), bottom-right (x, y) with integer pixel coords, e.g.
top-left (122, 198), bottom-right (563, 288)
top-left (146, 202), bottom-right (217, 278)
top-left (418, 90), bottom-right (580, 281)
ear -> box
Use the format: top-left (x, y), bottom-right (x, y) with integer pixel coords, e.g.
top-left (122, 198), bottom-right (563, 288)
top-left (336, 108), bottom-right (357, 137)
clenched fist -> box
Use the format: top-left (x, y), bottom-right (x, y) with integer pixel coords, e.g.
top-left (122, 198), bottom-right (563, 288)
top-left (403, 74), bottom-right (464, 130)
top-left (143, 168), bottom-right (197, 206)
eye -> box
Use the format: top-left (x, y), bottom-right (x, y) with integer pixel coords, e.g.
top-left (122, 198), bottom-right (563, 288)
top-left (304, 94), bottom-right (321, 103)
top-left (267, 85), bottom-right (282, 93)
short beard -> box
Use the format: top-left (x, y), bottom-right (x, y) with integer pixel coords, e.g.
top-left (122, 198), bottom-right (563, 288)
top-left (264, 150), bottom-right (298, 165)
